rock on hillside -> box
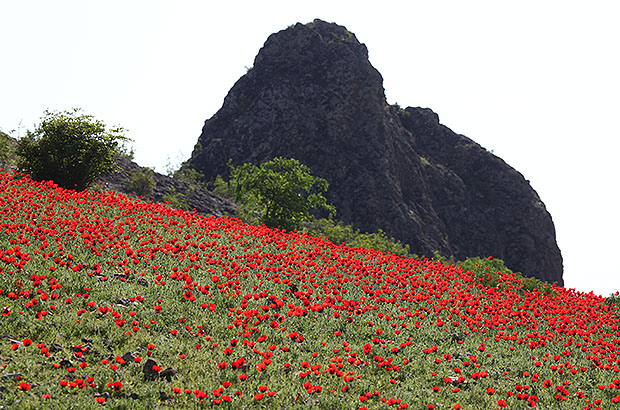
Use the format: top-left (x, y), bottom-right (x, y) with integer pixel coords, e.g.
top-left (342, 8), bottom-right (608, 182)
top-left (99, 156), bottom-right (236, 218)
top-left (184, 19), bottom-right (563, 285)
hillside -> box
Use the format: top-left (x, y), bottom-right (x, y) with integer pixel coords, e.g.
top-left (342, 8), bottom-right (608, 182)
top-left (184, 19), bottom-right (563, 286)
top-left (1, 171), bottom-right (618, 409)
top-left (98, 156), bottom-right (237, 218)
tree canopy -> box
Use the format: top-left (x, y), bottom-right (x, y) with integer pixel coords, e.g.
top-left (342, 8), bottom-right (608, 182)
top-left (228, 157), bottom-right (335, 231)
top-left (16, 109), bottom-right (130, 190)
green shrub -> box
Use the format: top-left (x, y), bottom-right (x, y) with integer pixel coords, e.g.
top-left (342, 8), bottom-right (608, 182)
top-left (227, 157), bottom-right (335, 231)
top-left (304, 218), bottom-right (413, 257)
top-left (604, 292), bottom-right (620, 307)
top-left (161, 187), bottom-right (189, 210)
top-left (172, 167), bottom-right (208, 189)
top-left (126, 169), bottom-right (155, 197)
top-left (0, 130), bottom-right (15, 169)
top-left (16, 108), bottom-right (130, 190)
top-left (443, 253), bottom-right (557, 296)
top-left (211, 174), bottom-right (236, 201)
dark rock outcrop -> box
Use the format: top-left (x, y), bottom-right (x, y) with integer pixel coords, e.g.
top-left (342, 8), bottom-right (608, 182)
top-left (185, 19), bottom-right (563, 284)
top-left (397, 107), bottom-right (563, 284)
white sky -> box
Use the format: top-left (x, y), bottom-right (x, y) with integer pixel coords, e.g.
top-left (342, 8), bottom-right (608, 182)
top-left (1, 1), bottom-right (619, 297)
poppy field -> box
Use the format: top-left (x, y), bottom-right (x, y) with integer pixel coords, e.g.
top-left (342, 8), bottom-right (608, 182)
top-left (1, 170), bottom-right (619, 409)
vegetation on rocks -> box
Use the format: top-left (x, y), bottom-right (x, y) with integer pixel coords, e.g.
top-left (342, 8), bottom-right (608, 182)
top-left (213, 157), bottom-right (335, 232)
top-left (0, 130), bottom-right (16, 170)
top-left (303, 218), bottom-right (412, 258)
top-left (126, 169), bottom-right (156, 197)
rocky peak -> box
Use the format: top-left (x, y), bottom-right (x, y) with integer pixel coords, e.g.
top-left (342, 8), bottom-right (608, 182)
top-left (255, 19), bottom-right (370, 70)
top-left (185, 20), bottom-right (563, 285)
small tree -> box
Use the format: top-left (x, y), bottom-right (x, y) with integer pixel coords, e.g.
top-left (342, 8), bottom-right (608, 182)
top-left (126, 169), bottom-right (155, 197)
top-left (304, 218), bottom-right (413, 256)
top-left (172, 167), bottom-right (208, 189)
top-left (0, 130), bottom-right (14, 169)
top-left (231, 157), bottom-right (335, 231)
top-left (16, 108), bottom-right (130, 190)
top-left (161, 187), bottom-right (190, 210)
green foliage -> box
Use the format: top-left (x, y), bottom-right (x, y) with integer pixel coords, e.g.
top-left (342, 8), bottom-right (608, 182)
top-left (435, 252), bottom-right (557, 296)
top-left (212, 174), bottom-right (236, 201)
top-left (125, 168), bottom-right (155, 197)
top-left (456, 255), bottom-right (515, 277)
top-left (161, 187), bottom-right (189, 210)
top-left (391, 102), bottom-right (410, 118)
top-left (210, 159), bottom-right (237, 201)
top-left (172, 167), bottom-right (208, 189)
top-left (230, 157), bottom-right (336, 231)
top-left (15, 108), bottom-right (130, 190)
top-left (305, 218), bottom-right (413, 257)
top-left (604, 291), bottom-right (620, 307)
top-left (0, 130), bottom-right (15, 169)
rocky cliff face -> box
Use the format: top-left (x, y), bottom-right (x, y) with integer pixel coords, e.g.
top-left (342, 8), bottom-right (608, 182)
top-left (185, 19), bottom-right (563, 285)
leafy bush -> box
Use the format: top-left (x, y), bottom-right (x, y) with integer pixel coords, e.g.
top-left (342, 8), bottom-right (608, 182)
top-left (172, 167), bottom-right (208, 189)
top-left (0, 130), bottom-right (15, 169)
top-left (227, 157), bottom-right (335, 231)
top-left (125, 169), bottom-right (155, 197)
top-left (161, 187), bottom-right (189, 210)
top-left (16, 108), bottom-right (130, 190)
top-left (304, 218), bottom-right (413, 256)
top-left (604, 291), bottom-right (620, 307)
top-left (211, 171), bottom-right (237, 201)
top-left (437, 253), bottom-right (558, 296)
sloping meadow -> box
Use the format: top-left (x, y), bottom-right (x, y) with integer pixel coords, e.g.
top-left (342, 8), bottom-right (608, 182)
top-left (1, 170), bottom-right (619, 409)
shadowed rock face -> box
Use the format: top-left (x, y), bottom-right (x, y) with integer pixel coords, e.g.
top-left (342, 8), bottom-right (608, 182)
top-left (185, 19), bottom-right (563, 285)
top-left (397, 107), bottom-right (563, 284)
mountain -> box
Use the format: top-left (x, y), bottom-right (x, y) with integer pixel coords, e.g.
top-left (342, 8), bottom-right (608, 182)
top-left (184, 19), bottom-right (563, 285)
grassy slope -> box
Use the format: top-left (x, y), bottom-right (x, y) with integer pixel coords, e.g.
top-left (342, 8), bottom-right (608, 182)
top-left (1, 170), bottom-right (619, 410)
